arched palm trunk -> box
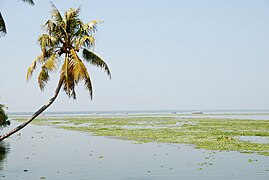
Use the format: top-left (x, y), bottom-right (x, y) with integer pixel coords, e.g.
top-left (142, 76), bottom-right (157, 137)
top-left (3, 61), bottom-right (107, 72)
top-left (0, 79), bottom-right (63, 141)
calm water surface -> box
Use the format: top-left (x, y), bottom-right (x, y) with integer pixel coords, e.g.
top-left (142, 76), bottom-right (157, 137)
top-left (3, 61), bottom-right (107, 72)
top-left (0, 120), bottom-right (268, 179)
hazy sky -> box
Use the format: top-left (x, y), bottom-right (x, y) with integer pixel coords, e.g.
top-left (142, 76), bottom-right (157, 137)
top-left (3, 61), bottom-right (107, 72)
top-left (1, 0), bottom-right (269, 112)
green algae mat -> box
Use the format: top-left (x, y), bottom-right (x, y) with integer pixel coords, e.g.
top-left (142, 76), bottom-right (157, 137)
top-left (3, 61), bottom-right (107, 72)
top-left (17, 115), bottom-right (269, 156)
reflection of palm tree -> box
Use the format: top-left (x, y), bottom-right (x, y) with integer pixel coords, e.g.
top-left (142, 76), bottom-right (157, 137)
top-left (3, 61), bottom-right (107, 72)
top-left (0, 4), bottom-right (111, 141)
top-left (0, 142), bottom-right (9, 170)
top-left (0, 0), bottom-right (34, 35)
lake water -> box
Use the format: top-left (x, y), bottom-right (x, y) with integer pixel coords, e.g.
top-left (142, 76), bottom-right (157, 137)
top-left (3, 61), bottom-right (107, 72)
top-left (0, 120), bottom-right (268, 180)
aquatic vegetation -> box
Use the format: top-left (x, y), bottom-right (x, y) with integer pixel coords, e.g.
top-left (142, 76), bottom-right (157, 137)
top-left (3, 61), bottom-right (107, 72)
top-left (21, 115), bottom-right (269, 156)
top-left (0, 104), bottom-right (10, 128)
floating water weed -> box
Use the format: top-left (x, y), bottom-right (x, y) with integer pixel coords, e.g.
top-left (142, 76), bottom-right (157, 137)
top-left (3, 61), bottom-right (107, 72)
top-left (19, 115), bottom-right (269, 156)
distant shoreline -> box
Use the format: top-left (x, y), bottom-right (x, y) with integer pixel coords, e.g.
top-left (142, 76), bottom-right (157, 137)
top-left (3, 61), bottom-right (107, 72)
top-left (7, 109), bottom-right (269, 117)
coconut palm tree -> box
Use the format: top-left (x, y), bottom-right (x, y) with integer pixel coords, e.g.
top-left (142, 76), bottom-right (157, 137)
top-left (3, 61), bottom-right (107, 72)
top-left (0, 0), bottom-right (34, 35)
top-left (0, 4), bottom-right (111, 141)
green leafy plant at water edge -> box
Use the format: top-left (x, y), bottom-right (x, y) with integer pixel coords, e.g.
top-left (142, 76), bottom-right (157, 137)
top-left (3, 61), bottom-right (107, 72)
top-left (0, 104), bottom-right (10, 128)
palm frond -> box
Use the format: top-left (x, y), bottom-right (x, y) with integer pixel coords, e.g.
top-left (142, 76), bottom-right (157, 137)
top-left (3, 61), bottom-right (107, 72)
top-left (85, 20), bottom-right (103, 34)
top-left (60, 55), bottom-right (76, 98)
top-left (82, 49), bottom-right (111, 78)
top-left (74, 35), bottom-right (95, 50)
top-left (38, 68), bottom-right (50, 90)
top-left (0, 104), bottom-right (7, 109)
top-left (71, 49), bottom-right (93, 98)
top-left (50, 2), bottom-right (64, 26)
top-left (0, 13), bottom-right (7, 36)
top-left (43, 20), bottom-right (66, 45)
top-left (42, 53), bottom-right (58, 71)
top-left (20, 0), bottom-right (35, 5)
top-left (65, 8), bottom-right (80, 35)
top-left (38, 34), bottom-right (55, 51)
top-left (27, 54), bottom-right (46, 81)
top-left (65, 8), bottom-right (80, 22)
top-left (34, 52), bottom-right (57, 91)
top-left (27, 59), bottom-right (37, 81)
top-left (43, 20), bottom-right (56, 35)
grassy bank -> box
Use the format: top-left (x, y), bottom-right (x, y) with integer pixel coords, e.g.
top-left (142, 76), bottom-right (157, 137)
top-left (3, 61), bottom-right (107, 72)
top-left (17, 115), bottom-right (269, 156)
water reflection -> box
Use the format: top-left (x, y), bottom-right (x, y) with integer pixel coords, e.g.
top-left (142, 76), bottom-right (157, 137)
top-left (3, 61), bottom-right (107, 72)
top-left (0, 123), bottom-right (267, 180)
top-left (0, 142), bottom-right (9, 171)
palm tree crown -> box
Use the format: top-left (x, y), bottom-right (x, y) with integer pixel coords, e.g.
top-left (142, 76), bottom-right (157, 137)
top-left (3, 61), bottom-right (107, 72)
top-left (27, 5), bottom-right (111, 99)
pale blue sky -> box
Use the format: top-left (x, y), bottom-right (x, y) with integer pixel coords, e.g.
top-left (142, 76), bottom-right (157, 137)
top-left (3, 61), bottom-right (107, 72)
top-left (1, 0), bottom-right (269, 112)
